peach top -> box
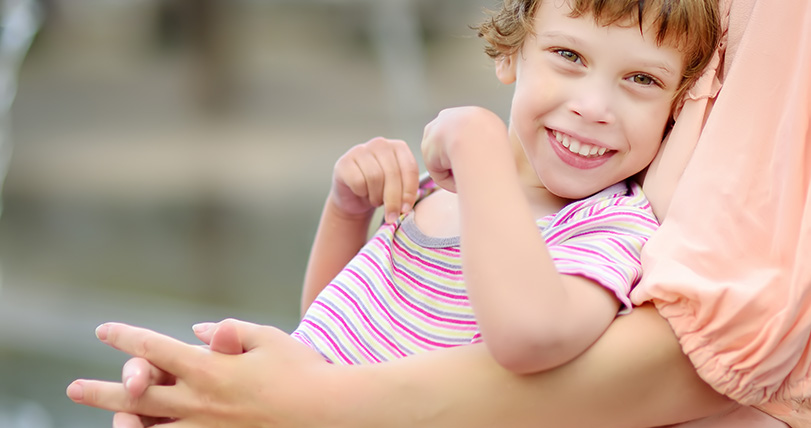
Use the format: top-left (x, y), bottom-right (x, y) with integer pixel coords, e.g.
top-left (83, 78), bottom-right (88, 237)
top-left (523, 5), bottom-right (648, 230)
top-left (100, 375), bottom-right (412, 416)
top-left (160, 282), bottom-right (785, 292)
top-left (631, 0), bottom-right (811, 426)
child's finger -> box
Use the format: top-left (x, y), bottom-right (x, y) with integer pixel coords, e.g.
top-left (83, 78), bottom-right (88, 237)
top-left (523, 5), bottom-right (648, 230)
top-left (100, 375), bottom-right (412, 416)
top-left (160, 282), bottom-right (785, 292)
top-left (333, 148), bottom-right (369, 199)
top-left (370, 140), bottom-right (410, 224)
top-left (394, 143), bottom-right (420, 213)
top-left (353, 150), bottom-right (386, 207)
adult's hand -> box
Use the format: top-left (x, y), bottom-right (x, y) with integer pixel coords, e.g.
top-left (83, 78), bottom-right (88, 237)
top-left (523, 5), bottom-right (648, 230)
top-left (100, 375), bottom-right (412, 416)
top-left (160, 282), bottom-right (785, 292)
top-left (108, 320), bottom-right (247, 428)
top-left (66, 319), bottom-right (330, 427)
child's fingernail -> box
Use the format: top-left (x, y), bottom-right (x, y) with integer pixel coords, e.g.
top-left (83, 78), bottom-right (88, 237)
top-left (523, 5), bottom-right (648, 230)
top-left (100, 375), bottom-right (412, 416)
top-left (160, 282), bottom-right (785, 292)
top-left (385, 212), bottom-right (398, 224)
top-left (192, 322), bottom-right (214, 333)
top-left (66, 382), bottom-right (84, 401)
top-left (402, 203), bottom-right (411, 213)
top-left (95, 324), bottom-right (109, 341)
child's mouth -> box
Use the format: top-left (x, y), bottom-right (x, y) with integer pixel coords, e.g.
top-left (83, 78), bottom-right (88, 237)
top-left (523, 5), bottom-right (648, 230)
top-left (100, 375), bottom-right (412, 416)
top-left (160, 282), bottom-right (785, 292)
top-left (551, 130), bottom-right (609, 158)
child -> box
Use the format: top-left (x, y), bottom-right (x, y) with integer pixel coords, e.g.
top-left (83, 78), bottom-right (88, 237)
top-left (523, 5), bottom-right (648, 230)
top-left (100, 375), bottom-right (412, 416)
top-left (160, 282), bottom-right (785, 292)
top-left (291, 0), bottom-right (720, 373)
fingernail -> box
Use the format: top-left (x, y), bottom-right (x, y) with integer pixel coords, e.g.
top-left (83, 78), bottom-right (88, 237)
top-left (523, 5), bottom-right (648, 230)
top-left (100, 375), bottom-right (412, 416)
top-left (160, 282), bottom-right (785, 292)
top-left (66, 382), bottom-right (84, 401)
top-left (385, 212), bottom-right (398, 224)
top-left (95, 324), bottom-right (109, 341)
top-left (402, 203), bottom-right (411, 214)
top-left (192, 322), bottom-right (214, 333)
top-left (122, 365), bottom-right (139, 389)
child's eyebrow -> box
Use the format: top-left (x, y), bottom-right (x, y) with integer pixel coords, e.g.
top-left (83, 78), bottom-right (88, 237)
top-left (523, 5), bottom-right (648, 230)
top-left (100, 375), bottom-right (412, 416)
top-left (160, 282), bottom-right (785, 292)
top-left (536, 31), bottom-right (581, 45)
top-left (635, 61), bottom-right (679, 79)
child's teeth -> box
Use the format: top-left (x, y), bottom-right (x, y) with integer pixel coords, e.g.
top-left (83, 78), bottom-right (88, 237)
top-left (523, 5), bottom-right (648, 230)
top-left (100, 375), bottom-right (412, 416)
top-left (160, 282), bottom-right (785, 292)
top-left (554, 130), bottom-right (609, 157)
top-left (569, 139), bottom-right (581, 153)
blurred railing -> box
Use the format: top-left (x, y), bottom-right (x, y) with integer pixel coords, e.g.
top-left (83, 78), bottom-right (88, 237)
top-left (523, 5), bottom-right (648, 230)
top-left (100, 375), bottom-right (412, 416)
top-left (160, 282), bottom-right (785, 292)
top-left (0, 1), bottom-right (47, 427)
top-left (0, 0), bottom-right (41, 215)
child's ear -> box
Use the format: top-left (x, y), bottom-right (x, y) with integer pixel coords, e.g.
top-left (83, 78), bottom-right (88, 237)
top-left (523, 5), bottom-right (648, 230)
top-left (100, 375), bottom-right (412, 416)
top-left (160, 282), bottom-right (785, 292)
top-left (495, 53), bottom-right (517, 84)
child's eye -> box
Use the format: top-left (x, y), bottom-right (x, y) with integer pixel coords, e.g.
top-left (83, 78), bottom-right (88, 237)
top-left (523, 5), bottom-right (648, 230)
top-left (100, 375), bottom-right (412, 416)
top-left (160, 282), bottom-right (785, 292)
top-left (555, 49), bottom-right (581, 64)
top-left (629, 74), bottom-right (657, 86)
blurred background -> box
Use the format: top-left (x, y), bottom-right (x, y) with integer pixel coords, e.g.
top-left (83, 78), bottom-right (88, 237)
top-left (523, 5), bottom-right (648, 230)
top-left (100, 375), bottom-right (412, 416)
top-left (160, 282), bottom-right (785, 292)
top-left (0, 0), bottom-right (512, 425)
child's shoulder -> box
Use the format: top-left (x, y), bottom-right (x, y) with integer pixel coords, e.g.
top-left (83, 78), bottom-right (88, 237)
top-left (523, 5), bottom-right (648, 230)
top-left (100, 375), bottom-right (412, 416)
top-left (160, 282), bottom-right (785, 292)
top-left (554, 180), bottom-right (658, 226)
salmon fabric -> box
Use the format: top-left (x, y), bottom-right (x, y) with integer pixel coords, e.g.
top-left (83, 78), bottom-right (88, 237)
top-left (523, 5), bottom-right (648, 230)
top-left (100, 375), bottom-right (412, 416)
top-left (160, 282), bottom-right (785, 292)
top-left (631, 0), bottom-right (811, 426)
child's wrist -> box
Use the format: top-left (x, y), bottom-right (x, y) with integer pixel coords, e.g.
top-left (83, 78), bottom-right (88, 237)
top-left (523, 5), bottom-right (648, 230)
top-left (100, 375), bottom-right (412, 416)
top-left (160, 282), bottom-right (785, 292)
top-left (324, 195), bottom-right (376, 223)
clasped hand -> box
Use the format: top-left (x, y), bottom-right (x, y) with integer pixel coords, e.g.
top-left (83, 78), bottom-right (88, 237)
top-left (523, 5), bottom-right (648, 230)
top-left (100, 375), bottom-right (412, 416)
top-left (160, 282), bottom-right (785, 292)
top-left (67, 319), bottom-right (329, 428)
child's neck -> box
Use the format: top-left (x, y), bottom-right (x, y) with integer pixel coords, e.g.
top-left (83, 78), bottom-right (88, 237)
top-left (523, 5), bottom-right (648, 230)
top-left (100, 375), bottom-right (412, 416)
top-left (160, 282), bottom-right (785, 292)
top-left (521, 182), bottom-right (570, 220)
top-left (512, 145), bottom-right (570, 219)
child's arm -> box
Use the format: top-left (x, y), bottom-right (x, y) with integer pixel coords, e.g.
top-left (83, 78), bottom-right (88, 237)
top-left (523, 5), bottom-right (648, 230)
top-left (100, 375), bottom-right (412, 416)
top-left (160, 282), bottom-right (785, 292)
top-left (422, 107), bottom-right (622, 374)
top-left (300, 137), bottom-right (420, 315)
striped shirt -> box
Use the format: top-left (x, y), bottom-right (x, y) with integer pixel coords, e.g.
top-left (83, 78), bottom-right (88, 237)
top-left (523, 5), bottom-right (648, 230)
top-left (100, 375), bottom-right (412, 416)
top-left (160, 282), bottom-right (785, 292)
top-left (291, 179), bottom-right (659, 364)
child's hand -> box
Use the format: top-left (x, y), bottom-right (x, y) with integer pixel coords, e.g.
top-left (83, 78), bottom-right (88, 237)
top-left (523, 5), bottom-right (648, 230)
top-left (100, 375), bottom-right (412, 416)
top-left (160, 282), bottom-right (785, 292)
top-left (330, 137), bottom-right (420, 224)
top-left (421, 107), bottom-right (508, 193)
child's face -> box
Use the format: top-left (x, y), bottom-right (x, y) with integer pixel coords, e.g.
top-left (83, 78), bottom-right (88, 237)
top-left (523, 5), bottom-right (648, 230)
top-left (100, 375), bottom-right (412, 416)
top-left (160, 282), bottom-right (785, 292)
top-left (498, 0), bottom-right (685, 199)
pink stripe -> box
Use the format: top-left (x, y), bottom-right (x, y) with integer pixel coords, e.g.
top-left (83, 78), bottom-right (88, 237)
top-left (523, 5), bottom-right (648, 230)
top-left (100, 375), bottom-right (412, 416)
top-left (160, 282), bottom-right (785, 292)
top-left (389, 241), bottom-right (468, 301)
top-left (310, 302), bottom-right (382, 362)
top-left (559, 259), bottom-right (632, 292)
top-left (392, 267), bottom-right (468, 304)
top-left (356, 256), bottom-right (476, 325)
top-left (300, 319), bottom-right (358, 364)
top-left (391, 238), bottom-right (462, 276)
top-left (370, 234), bottom-right (460, 281)
top-left (351, 261), bottom-right (475, 334)
top-left (558, 232), bottom-right (644, 265)
top-left (327, 285), bottom-right (408, 358)
top-left (547, 210), bottom-right (656, 243)
top-left (360, 242), bottom-right (468, 306)
top-left (606, 236), bottom-right (643, 264)
top-left (344, 267), bottom-right (466, 347)
top-left (555, 246), bottom-right (614, 265)
top-left (364, 240), bottom-right (473, 308)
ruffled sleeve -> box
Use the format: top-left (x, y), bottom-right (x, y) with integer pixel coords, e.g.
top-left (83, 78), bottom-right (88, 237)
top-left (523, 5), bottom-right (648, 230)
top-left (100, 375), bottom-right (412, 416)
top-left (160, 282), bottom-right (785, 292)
top-left (631, 0), bottom-right (811, 426)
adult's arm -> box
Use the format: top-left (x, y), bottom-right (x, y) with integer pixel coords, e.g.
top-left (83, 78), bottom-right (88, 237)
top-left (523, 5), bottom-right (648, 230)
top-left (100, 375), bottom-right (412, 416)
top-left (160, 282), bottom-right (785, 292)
top-left (68, 305), bottom-right (733, 428)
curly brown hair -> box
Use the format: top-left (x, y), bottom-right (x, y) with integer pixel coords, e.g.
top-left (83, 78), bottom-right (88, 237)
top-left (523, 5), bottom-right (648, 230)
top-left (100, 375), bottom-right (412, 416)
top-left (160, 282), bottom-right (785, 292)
top-left (474, 0), bottom-right (720, 110)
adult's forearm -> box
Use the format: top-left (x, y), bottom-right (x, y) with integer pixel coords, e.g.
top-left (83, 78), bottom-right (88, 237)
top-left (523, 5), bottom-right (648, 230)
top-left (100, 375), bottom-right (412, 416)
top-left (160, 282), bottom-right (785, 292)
top-left (330, 304), bottom-right (733, 428)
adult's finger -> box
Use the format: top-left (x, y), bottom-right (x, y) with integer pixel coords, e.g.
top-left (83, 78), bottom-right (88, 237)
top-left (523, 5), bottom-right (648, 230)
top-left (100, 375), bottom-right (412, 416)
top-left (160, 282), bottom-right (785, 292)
top-left (195, 318), bottom-right (285, 353)
top-left (66, 379), bottom-right (183, 418)
top-left (209, 319), bottom-right (247, 354)
top-left (122, 357), bottom-right (174, 399)
top-left (193, 319), bottom-right (246, 354)
top-left (96, 322), bottom-right (203, 377)
top-left (113, 412), bottom-right (145, 428)
top-left (113, 412), bottom-right (174, 428)
top-left (192, 322), bottom-right (215, 345)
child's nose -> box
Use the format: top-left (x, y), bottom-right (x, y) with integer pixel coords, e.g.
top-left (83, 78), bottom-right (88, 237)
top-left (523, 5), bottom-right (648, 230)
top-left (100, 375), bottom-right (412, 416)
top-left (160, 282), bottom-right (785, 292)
top-left (566, 78), bottom-right (616, 125)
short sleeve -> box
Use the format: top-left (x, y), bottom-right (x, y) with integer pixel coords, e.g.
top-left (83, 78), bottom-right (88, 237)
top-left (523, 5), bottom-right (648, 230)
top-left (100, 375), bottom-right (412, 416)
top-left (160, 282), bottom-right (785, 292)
top-left (545, 182), bottom-right (659, 314)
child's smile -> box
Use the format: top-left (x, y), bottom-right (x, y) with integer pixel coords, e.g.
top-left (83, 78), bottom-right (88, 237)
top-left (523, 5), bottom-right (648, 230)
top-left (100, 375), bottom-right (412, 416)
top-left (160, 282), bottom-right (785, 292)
top-left (547, 128), bottom-right (613, 169)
